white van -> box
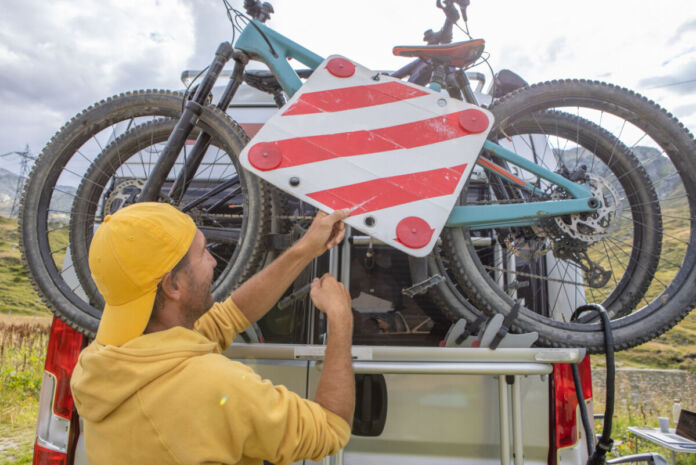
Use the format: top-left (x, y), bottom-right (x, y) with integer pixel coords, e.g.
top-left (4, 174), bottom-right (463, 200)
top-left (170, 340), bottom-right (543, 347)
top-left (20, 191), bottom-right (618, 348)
top-left (34, 71), bottom-right (599, 465)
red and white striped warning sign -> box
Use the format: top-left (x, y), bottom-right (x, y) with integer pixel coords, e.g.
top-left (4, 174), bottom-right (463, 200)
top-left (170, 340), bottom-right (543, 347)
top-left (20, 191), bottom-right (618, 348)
top-left (239, 55), bottom-right (493, 257)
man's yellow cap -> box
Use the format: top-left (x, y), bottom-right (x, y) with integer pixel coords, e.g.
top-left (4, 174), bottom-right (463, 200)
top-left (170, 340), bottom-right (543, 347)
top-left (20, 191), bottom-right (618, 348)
top-left (89, 202), bottom-right (197, 346)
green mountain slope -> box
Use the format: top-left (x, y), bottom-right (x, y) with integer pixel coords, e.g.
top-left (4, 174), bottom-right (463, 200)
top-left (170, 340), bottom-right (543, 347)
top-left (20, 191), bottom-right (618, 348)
top-left (0, 217), bottom-right (52, 316)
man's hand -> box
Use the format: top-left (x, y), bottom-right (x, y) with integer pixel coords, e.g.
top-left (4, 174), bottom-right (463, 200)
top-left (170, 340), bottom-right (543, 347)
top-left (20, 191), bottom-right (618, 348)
top-left (229, 211), bottom-right (348, 326)
top-left (297, 209), bottom-right (350, 259)
top-left (311, 272), bottom-right (355, 426)
top-left (310, 273), bottom-right (352, 324)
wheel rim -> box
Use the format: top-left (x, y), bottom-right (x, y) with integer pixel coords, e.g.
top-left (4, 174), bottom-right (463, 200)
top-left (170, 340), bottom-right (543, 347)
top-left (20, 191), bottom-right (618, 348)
top-left (464, 110), bottom-right (659, 321)
top-left (21, 92), bottom-right (269, 336)
top-left (444, 93), bottom-right (692, 342)
top-left (441, 82), bottom-right (696, 350)
top-left (69, 119), bottom-right (255, 309)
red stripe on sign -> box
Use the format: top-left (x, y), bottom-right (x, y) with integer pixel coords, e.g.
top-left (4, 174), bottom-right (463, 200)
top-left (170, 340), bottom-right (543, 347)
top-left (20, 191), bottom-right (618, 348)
top-left (308, 164), bottom-right (468, 215)
top-left (256, 111), bottom-right (476, 170)
top-left (283, 81), bottom-right (428, 116)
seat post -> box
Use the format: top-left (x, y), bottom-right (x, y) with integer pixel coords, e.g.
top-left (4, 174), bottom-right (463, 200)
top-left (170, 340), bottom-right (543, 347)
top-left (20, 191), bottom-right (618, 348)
top-left (430, 62), bottom-right (448, 91)
top-left (455, 70), bottom-right (478, 104)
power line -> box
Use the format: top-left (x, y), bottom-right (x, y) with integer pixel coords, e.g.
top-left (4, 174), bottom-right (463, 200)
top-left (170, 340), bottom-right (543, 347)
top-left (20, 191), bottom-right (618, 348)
top-left (2, 146), bottom-right (37, 218)
top-left (0, 149), bottom-right (36, 159)
top-left (643, 77), bottom-right (696, 90)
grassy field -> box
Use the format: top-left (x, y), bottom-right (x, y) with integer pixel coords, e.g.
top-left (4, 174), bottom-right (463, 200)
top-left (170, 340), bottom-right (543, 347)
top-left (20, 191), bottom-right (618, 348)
top-left (611, 311), bottom-right (696, 372)
top-left (601, 308), bottom-right (696, 373)
top-left (0, 217), bottom-right (53, 316)
top-left (0, 315), bottom-right (50, 464)
top-left (595, 414), bottom-right (694, 465)
top-left (0, 216), bottom-right (55, 463)
top-left (592, 366), bottom-right (695, 465)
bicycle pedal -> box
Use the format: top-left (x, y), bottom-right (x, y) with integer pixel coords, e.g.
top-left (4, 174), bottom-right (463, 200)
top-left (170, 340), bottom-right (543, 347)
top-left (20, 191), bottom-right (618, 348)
top-left (402, 274), bottom-right (445, 298)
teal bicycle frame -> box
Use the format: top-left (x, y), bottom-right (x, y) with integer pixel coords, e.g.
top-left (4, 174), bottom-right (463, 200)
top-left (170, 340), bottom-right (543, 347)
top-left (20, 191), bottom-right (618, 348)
top-left (235, 21), bottom-right (598, 230)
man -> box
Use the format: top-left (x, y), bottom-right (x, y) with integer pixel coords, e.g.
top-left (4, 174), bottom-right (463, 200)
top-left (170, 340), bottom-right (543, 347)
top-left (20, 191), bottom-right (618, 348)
top-left (70, 202), bottom-right (355, 465)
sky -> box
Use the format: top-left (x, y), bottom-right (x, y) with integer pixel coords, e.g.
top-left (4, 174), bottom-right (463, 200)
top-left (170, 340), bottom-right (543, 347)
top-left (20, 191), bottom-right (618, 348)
top-left (1, 0), bottom-right (695, 174)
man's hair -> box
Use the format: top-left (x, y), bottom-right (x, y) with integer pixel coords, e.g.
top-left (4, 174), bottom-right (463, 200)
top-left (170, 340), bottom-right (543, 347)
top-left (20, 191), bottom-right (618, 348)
top-left (151, 251), bottom-right (191, 315)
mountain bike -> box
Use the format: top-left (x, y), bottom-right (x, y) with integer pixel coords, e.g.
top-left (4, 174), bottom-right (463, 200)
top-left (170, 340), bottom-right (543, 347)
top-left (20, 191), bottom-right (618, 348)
top-left (19, 0), bottom-right (696, 352)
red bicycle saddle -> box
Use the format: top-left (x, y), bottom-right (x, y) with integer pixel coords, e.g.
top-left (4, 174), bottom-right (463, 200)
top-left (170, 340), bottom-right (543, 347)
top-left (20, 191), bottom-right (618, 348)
top-left (393, 39), bottom-right (485, 68)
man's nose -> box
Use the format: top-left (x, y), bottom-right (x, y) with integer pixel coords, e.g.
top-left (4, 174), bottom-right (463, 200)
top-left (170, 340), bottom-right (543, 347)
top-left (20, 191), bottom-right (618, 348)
top-left (207, 249), bottom-right (217, 268)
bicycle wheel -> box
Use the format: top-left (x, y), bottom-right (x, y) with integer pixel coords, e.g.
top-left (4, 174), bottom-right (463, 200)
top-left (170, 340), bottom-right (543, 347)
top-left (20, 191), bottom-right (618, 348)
top-left (442, 79), bottom-right (696, 352)
top-left (70, 117), bottom-right (267, 312)
top-left (20, 90), bottom-right (270, 336)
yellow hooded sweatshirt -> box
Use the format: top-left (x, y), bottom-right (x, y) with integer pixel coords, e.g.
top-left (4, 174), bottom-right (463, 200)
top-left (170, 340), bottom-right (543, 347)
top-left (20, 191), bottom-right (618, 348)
top-left (70, 297), bottom-right (351, 465)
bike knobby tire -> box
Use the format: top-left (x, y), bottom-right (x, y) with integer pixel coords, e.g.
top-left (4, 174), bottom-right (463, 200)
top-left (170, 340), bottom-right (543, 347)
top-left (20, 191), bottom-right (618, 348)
top-left (20, 90), bottom-right (270, 337)
top-left (441, 79), bottom-right (696, 352)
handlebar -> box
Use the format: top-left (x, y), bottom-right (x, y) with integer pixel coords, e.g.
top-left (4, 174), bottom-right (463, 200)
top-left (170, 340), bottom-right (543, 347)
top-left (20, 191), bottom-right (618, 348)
top-left (458, 0), bottom-right (470, 22)
top-left (241, 1), bottom-right (470, 43)
top-left (243, 0), bottom-right (274, 23)
top-left (424, 0), bottom-right (470, 45)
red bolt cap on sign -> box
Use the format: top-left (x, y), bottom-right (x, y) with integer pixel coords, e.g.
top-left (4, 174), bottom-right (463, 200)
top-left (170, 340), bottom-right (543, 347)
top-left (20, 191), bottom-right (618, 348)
top-left (248, 142), bottom-right (283, 171)
top-left (458, 109), bottom-right (489, 134)
top-left (326, 58), bottom-right (355, 78)
top-left (396, 216), bottom-right (434, 249)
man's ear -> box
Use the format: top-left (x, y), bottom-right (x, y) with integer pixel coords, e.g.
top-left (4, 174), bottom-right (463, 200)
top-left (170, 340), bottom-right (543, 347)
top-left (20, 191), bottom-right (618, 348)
top-left (160, 271), bottom-right (184, 302)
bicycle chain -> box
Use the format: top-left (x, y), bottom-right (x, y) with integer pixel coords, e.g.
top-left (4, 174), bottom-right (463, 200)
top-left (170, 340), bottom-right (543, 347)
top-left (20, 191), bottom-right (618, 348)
top-left (197, 213), bottom-right (317, 221)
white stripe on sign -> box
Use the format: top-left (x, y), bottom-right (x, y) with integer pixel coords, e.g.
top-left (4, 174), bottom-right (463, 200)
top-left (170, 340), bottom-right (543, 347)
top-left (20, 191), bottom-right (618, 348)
top-left (253, 136), bottom-right (478, 193)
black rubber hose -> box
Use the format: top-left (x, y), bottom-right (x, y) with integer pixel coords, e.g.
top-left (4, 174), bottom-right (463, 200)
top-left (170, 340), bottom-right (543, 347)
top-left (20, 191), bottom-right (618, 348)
top-left (570, 304), bottom-right (615, 465)
top-left (589, 306), bottom-right (615, 465)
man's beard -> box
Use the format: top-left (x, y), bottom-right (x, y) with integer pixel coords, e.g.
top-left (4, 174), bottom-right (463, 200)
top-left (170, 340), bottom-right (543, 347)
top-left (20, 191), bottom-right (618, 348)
top-left (183, 272), bottom-right (215, 326)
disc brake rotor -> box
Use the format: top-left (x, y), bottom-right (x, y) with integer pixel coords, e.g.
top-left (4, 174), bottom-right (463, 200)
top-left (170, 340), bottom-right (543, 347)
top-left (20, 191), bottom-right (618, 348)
top-left (544, 173), bottom-right (621, 288)
top-left (553, 174), bottom-right (621, 244)
top-left (103, 179), bottom-right (147, 215)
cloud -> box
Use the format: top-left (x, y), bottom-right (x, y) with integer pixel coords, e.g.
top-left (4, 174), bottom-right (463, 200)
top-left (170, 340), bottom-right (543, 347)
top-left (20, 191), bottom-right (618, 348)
top-left (661, 47), bottom-right (696, 67)
top-left (0, 0), bottom-right (196, 155)
top-left (187, 0), bottom-right (237, 67)
top-left (544, 37), bottom-right (572, 64)
top-left (0, 99), bottom-right (66, 173)
top-left (673, 102), bottom-right (696, 119)
top-left (669, 18), bottom-right (696, 44)
top-left (638, 59), bottom-right (696, 95)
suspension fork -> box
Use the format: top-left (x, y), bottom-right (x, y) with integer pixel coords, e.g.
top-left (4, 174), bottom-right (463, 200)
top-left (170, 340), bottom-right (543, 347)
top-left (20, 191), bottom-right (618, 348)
top-left (453, 69), bottom-right (477, 104)
top-left (138, 42), bottom-right (241, 202)
top-left (168, 52), bottom-right (250, 205)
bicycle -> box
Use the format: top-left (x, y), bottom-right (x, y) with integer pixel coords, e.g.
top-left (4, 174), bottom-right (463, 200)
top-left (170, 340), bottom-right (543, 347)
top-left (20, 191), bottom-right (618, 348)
top-left (19, 0), bottom-right (696, 352)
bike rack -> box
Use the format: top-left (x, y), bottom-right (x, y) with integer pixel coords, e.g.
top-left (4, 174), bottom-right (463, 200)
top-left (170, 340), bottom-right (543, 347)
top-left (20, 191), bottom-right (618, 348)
top-left (325, 226), bottom-right (579, 464)
top-left (225, 343), bottom-right (584, 465)
top-left (226, 227), bottom-right (585, 464)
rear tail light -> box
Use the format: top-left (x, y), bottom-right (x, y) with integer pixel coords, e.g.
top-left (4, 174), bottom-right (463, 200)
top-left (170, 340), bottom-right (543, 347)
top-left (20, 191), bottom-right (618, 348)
top-left (551, 355), bottom-right (593, 452)
top-left (34, 317), bottom-right (83, 463)
top-left (33, 443), bottom-right (69, 465)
